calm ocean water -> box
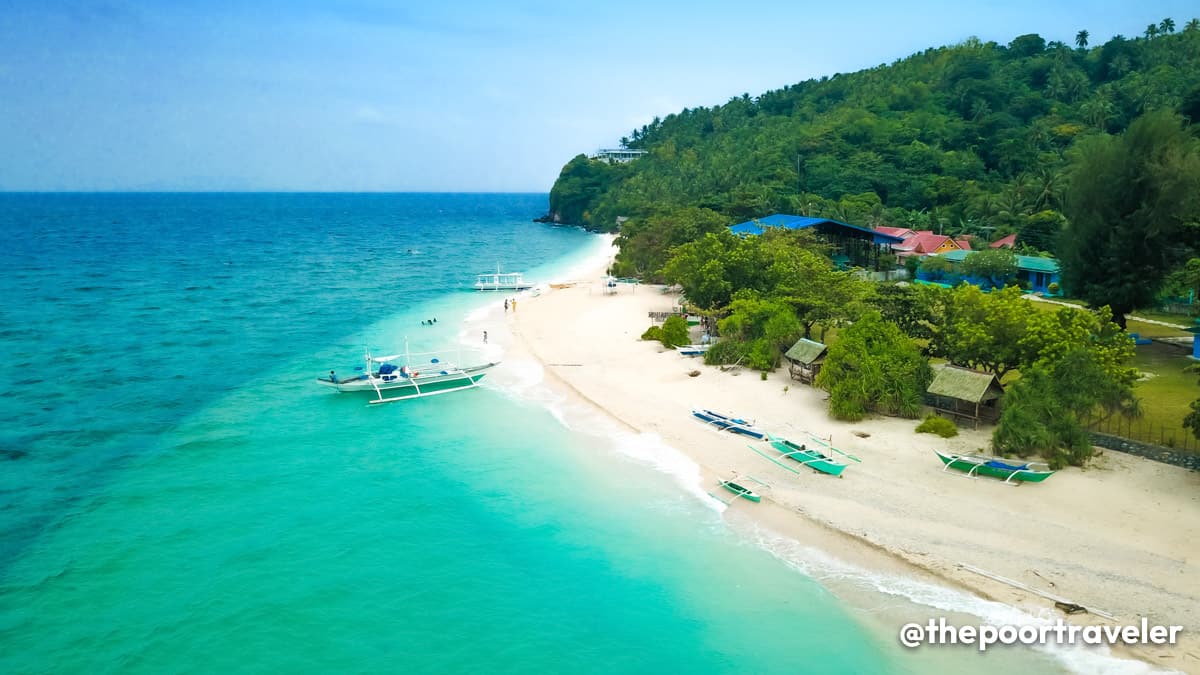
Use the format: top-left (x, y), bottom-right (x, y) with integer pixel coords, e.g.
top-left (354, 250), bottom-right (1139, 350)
top-left (0, 194), bottom-right (1126, 673)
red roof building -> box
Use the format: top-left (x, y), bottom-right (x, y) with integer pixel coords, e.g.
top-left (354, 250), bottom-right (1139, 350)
top-left (890, 230), bottom-right (969, 257)
top-left (989, 233), bottom-right (1018, 249)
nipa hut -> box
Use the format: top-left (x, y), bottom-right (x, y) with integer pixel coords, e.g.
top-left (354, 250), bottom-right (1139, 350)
top-left (784, 338), bottom-right (827, 385)
top-left (925, 365), bottom-right (1004, 428)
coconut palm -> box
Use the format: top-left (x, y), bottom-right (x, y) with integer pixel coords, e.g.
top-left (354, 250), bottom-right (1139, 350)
top-left (1160, 18), bottom-right (1176, 34)
top-left (1187, 19), bottom-right (1200, 32)
top-left (1145, 24), bottom-right (1159, 39)
top-left (1075, 29), bottom-right (1089, 48)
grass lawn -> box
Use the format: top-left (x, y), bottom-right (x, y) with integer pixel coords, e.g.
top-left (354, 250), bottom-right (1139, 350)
top-left (1104, 341), bottom-right (1200, 452)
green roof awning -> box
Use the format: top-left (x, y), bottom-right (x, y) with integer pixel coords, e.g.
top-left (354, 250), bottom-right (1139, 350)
top-left (927, 365), bottom-right (1003, 403)
top-left (936, 249), bottom-right (1059, 273)
top-left (784, 338), bottom-right (827, 365)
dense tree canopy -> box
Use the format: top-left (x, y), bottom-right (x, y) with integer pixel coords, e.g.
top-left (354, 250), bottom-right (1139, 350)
top-left (1059, 110), bottom-right (1200, 327)
top-left (815, 312), bottom-right (933, 421)
top-left (548, 22), bottom-right (1200, 270)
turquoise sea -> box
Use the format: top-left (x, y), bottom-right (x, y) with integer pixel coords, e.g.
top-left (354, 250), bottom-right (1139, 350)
top-left (0, 194), bottom-right (1141, 673)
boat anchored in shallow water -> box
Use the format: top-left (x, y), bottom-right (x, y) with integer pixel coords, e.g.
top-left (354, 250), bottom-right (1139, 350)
top-left (474, 264), bottom-right (534, 291)
top-left (318, 342), bottom-right (498, 404)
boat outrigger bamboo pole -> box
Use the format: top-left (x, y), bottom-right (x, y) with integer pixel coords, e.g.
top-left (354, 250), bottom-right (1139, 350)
top-left (958, 563), bottom-right (1117, 621)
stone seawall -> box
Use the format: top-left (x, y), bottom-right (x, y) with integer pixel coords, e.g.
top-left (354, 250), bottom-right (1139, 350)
top-left (1090, 431), bottom-right (1200, 471)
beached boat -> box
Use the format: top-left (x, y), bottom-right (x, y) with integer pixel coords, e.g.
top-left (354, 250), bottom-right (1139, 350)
top-left (317, 343), bottom-right (498, 404)
top-left (691, 409), bottom-right (765, 439)
top-left (712, 474), bottom-right (766, 504)
top-left (934, 450), bottom-right (1055, 483)
top-left (474, 264), bottom-right (533, 291)
top-left (676, 344), bottom-right (709, 357)
top-left (747, 433), bottom-right (859, 477)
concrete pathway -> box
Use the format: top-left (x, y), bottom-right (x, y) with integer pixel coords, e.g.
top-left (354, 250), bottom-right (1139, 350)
top-left (1022, 294), bottom-right (1191, 330)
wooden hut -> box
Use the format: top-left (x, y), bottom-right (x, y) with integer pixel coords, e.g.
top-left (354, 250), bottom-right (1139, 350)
top-left (784, 338), bottom-right (827, 384)
top-left (925, 365), bottom-right (1004, 428)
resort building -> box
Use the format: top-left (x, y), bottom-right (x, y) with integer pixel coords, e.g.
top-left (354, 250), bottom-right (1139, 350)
top-left (989, 233), bottom-right (1018, 249)
top-left (590, 148), bottom-right (647, 163)
top-left (929, 249), bottom-right (1062, 293)
top-left (882, 228), bottom-right (972, 258)
top-left (729, 214), bottom-right (905, 271)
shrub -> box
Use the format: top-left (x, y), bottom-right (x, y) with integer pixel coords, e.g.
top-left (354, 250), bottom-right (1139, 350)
top-left (703, 339), bottom-right (745, 366)
top-left (641, 325), bottom-right (663, 341)
top-left (916, 414), bottom-right (959, 438)
top-left (660, 315), bottom-right (690, 348)
top-left (815, 312), bottom-right (933, 421)
top-left (1047, 282), bottom-right (1060, 295)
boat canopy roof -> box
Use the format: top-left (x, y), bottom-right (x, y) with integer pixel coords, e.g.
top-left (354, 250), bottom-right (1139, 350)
top-left (370, 354), bottom-right (402, 363)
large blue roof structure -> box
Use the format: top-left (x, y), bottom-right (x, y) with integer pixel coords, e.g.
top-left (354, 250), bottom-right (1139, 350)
top-left (729, 214), bottom-right (905, 245)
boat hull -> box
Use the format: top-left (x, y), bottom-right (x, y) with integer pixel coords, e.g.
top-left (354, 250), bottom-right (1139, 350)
top-left (934, 450), bottom-right (1054, 483)
top-left (317, 363), bottom-right (496, 397)
top-left (719, 480), bottom-right (761, 503)
top-left (769, 439), bottom-right (847, 476)
top-left (691, 409), bottom-right (765, 439)
top-left (474, 283), bottom-right (533, 291)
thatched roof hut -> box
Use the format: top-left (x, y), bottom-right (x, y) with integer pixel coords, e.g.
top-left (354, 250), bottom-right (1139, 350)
top-left (926, 365), bottom-right (1004, 427)
top-left (784, 338), bottom-right (827, 384)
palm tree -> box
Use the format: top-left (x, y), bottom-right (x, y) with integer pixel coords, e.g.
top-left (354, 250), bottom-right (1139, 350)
top-left (1160, 18), bottom-right (1176, 34)
top-left (1187, 19), bottom-right (1200, 32)
top-left (1075, 29), bottom-right (1089, 48)
top-left (1145, 24), bottom-right (1159, 39)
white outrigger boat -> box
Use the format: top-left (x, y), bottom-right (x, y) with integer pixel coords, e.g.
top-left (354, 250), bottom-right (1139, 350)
top-left (317, 342), bottom-right (499, 404)
top-left (474, 264), bottom-right (534, 291)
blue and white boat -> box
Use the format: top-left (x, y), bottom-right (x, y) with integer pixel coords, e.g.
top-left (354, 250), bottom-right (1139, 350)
top-left (319, 342), bottom-right (498, 404)
top-left (691, 409), bottom-right (766, 439)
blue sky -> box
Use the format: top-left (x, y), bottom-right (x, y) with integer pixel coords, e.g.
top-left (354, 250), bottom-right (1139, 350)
top-left (1, 1), bottom-right (1196, 191)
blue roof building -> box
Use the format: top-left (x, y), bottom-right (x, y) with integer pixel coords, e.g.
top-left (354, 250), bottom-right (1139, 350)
top-left (728, 214), bottom-right (905, 270)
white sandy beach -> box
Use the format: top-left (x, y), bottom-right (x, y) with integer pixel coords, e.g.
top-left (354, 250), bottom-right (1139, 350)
top-left (486, 241), bottom-right (1200, 672)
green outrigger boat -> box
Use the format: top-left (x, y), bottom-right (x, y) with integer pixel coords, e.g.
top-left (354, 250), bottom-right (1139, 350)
top-left (710, 474), bottom-right (767, 504)
top-left (934, 450), bottom-right (1055, 484)
top-left (748, 435), bottom-right (857, 477)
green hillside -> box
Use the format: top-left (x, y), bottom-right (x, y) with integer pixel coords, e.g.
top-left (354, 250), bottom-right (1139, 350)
top-left (548, 21), bottom-right (1200, 254)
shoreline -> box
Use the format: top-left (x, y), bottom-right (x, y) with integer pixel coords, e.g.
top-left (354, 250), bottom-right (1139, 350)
top-left (485, 237), bottom-right (1200, 673)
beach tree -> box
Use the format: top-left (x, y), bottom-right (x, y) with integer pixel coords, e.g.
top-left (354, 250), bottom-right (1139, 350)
top-left (929, 285), bottom-right (1029, 381)
top-left (1060, 110), bottom-right (1200, 329)
top-left (716, 292), bottom-right (803, 370)
top-left (1075, 30), bottom-right (1089, 49)
top-left (867, 283), bottom-right (939, 341)
top-left (660, 231), bottom-right (739, 309)
top-left (815, 311), bottom-right (933, 421)
top-left (993, 349), bottom-right (1137, 468)
top-left (611, 206), bottom-right (729, 280)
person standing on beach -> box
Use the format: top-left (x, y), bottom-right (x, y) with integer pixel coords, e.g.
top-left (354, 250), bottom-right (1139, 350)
top-left (483, 331), bottom-right (488, 344)
top-left (512, 299), bottom-right (517, 314)
top-left (504, 299), bottom-right (509, 313)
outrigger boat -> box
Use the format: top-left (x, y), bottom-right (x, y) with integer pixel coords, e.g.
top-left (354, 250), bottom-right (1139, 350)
top-left (474, 264), bottom-right (533, 291)
top-left (676, 344), bottom-right (710, 357)
top-left (709, 474), bottom-right (767, 505)
top-left (748, 433), bottom-right (860, 477)
top-left (934, 450), bottom-right (1054, 484)
top-left (691, 409), bottom-right (765, 439)
top-left (317, 341), bottom-right (498, 404)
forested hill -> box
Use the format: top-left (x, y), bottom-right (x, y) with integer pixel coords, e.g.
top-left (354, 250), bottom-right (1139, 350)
top-left (547, 21), bottom-right (1200, 244)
